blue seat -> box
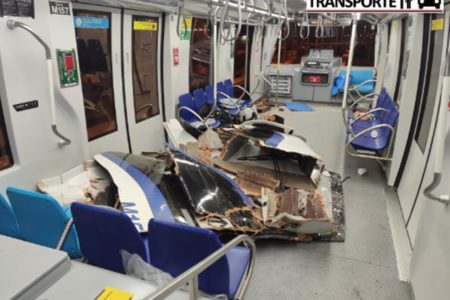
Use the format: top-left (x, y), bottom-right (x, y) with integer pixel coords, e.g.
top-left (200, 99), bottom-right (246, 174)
top-left (148, 219), bottom-right (251, 299)
top-left (223, 79), bottom-right (252, 108)
top-left (0, 193), bottom-right (20, 238)
top-left (178, 93), bottom-right (198, 123)
top-left (217, 82), bottom-right (240, 116)
top-left (333, 69), bottom-right (375, 96)
top-left (348, 88), bottom-right (389, 128)
top-left (350, 69), bottom-right (376, 94)
top-left (205, 84), bottom-right (238, 117)
top-left (71, 202), bottom-right (149, 274)
top-left (347, 92), bottom-right (399, 152)
top-left (193, 88), bottom-right (221, 129)
top-left (6, 187), bottom-right (82, 258)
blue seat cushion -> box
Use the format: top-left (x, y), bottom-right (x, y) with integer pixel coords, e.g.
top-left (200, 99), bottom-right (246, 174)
top-left (347, 131), bottom-right (391, 151)
top-left (226, 246), bottom-right (251, 298)
top-left (7, 187), bottom-right (82, 258)
top-left (0, 194), bottom-right (20, 238)
top-left (71, 202), bottom-right (148, 273)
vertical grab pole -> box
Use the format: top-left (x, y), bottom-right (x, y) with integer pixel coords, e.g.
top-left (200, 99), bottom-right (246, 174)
top-left (275, 24), bottom-right (282, 108)
top-left (213, 8), bottom-right (218, 116)
top-left (341, 14), bottom-right (358, 123)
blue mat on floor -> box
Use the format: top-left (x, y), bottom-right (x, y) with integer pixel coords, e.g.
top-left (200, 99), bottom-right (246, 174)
top-left (285, 101), bottom-right (314, 112)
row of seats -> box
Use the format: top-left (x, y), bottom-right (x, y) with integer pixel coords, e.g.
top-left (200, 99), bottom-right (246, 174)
top-left (346, 88), bottom-right (399, 153)
top-left (0, 188), bottom-right (251, 298)
top-left (179, 79), bottom-right (253, 128)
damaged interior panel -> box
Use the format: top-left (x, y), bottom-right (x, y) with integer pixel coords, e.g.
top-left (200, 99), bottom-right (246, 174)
top-left (61, 120), bottom-right (345, 241)
top-left (36, 116), bottom-right (344, 241)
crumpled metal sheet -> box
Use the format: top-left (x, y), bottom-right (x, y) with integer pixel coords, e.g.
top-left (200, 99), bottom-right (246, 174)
top-left (167, 146), bottom-right (253, 214)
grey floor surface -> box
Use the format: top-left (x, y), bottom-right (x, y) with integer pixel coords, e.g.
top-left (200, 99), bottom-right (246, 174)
top-left (245, 104), bottom-right (413, 300)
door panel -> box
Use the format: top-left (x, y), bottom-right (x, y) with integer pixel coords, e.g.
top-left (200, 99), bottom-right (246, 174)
top-left (73, 4), bottom-right (129, 155)
top-left (410, 117), bottom-right (450, 300)
top-left (123, 11), bottom-right (164, 154)
top-left (397, 12), bottom-right (449, 242)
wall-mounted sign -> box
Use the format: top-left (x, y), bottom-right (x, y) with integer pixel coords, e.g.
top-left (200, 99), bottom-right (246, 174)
top-left (49, 1), bottom-right (70, 16)
top-left (0, 0), bottom-right (34, 18)
top-left (13, 100), bottom-right (38, 112)
top-left (133, 20), bottom-right (158, 31)
top-left (179, 17), bottom-right (192, 41)
top-left (56, 49), bottom-right (79, 88)
top-left (173, 48), bottom-right (179, 66)
top-left (307, 0), bottom-right (443, 13)
top-left (74, 16), bottom-right (109, 29)
top-left (432, 18), bottom-right (444, 31)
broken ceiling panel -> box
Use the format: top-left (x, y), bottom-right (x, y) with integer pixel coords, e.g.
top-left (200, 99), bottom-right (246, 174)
top-left (167, 145), bottom-right (254, 215)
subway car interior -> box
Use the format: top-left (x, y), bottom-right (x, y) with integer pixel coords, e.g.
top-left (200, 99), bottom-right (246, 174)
top-left (0, 0), bottom-right (449, 299)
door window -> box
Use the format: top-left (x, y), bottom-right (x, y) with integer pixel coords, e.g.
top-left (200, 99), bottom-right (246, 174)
top-left (74, 10), bottom-right (117, 141)
top-left (0, 99), bottom-right (13, 171)
top-left (414, 14), bottom-right (444, 152)
top-left (132, 16), bottom-right (160, 123)
top-left (272, 20), bottom-right (376, 66)
top-left (189, 18), bottom-right (213, 92)
top-left (234, 26), bottom-right (253, 92)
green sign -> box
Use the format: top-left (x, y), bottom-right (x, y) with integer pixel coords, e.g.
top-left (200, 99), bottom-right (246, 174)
top-left (56, 49), bottom-right (79, 88)
top-left (180, 30), bottom-right (191, 41)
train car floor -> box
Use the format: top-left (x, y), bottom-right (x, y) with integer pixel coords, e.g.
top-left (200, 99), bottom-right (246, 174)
top-left (246, 103), bottom-right (413, 299)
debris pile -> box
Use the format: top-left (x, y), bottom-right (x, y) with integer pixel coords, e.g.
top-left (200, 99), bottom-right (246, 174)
top-left (162, 119), bottom-right (345, 241)
top-left (38, 118), bottom-right (345, 242)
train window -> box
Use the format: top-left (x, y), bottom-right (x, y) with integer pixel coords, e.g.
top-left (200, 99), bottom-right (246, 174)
top-left (0, 99), bottom-right (13, 171)
top-left (415, 15), bottom-right (445, 152)
top-left (0, 0), bottom-right (34, 18)
top-left (272, 20), bottom-right (376, 66)
top-left (234, 27), bottom-right (253, 92)
top-left (132, 16), bottom-right (160, 123)
top-left (74, 10), bottom-right (118, 141)
top-left (189, 18), bottom-right (213, 92)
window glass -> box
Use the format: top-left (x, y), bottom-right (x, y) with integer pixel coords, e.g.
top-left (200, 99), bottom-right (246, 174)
top-left (0, 99), bottom-right (13, 171)
top-left (189, 18), bottom-right (213, 92)
top-left (0, 0), bottom-right (34, 18)
top-left (272, 20), bottom-right (376, 66)
top-left (132, 16), bottom-right (160, 123)
top-left (74, 10), bottom-right (117, 141)
top-left (415, 14), bottom-right (444, 152)
top-left (234, 27), bottom-right (253, 92)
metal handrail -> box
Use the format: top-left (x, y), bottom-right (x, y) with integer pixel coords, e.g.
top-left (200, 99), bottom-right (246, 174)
top-left (349, 93), bottom-right (380, 108)
top-left (176, 106), bottom-right (209, 129)
top-left (7, 20), bottom-right (71, 146)
top-left (346, 123), bottom-right (396, 161)
top-left (146, 234), bottom-right (256, 300)
top-left (349, 79), bottom-right (378, 99)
